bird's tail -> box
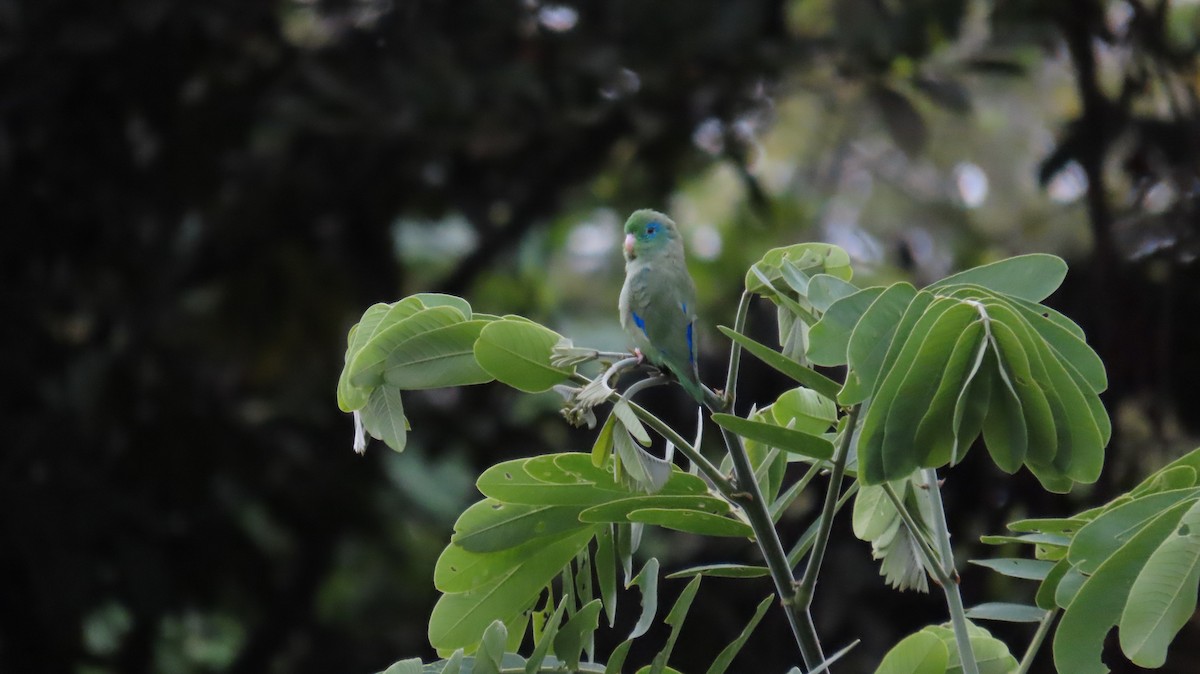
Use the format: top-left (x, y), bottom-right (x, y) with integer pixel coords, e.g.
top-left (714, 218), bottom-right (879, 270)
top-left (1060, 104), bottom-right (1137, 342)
top-left (669, 364), bottom-right (727, 412)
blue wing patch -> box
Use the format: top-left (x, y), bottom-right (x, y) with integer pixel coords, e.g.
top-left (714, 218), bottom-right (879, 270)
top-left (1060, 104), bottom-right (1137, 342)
top-left (631, 311), bottom-right (648, 336)
top-left (686, 322), bottom-right (695, 364)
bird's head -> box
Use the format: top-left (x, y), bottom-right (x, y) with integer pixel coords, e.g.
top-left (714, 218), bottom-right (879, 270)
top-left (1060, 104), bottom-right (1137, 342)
top-left (623, 209), bottom-right (679, 261)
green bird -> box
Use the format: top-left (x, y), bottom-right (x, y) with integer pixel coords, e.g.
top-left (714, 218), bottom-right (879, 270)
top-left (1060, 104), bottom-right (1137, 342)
top-left (618, 209), bottom-right (714, 406)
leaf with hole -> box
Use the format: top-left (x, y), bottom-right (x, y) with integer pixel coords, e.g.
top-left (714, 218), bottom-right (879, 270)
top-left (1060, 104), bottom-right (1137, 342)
top-left (1054, 499), bottom-right (1195, 673)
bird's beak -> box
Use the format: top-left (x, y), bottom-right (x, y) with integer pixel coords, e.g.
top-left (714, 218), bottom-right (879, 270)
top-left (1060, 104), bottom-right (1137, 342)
top-left (624, 233), bottom-right (636, 259)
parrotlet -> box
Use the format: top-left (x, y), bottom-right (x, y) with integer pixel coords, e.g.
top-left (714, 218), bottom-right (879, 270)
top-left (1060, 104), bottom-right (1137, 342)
top-left (618, 209), bottom-right (709, 405)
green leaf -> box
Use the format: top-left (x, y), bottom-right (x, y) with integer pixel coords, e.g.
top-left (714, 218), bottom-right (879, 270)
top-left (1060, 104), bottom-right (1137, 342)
top-left (1069, 488), bottom-right (1200, 574)
top-left (612, 399), bottom-right (652, 446)
top-left (1008, 517), bottom-right (1087, 535)
top-left (429, 527), bottom-right (595, 651)
top-left (650, 576), bottom-right (702, 674)
top-left (712, 413), bottom-right (834, 461)
top-left (627, 508), bottom-right (754, 538)
top-left (705, 595), bottom-right (773, 674)
top-left (929, 254), bottom-right (1068, 302)
top-left (350, 306), bottom-right (467, 387)
top-left (978, 533), bottom-right (1069, 548)
top-left (382, 320), bottom-right (494, 389)
top-left (595, 525), bottom-right (617, 628)
top-left (1036, 558), bottom-right (1071, 610)
top-left (475, 454), bottom-right (706, 507)
top-left (988, 314), bottom-right (1057, 469)
top-left (413, 293), bottom-right (473, 318)
top-left (605, 641), bottom-right (633, 674)
top-left (717, 326), bottom-right (840, 400)
top-left (627, 558), bottom-right (659, 640)
top-left (380, 658), bottom-right (424, 674)
top-left (1131, 465), bottom-right (1200, 497)
top-left (746, 243), bottom-right (853, 296)
top-left (807, 286), bottom-right (885, 366)
top-left (768, 386), bottom-right (838, 435)
top-left (980, 329), bottom-right (1028, 474)
top-left (580, 495), bottom-right (730, 523)
top-left (1119, 499), bottom-right (1200, 667)
top-left (474, 320), bottom-right (573, 393)
top-left (873, 631), bottom-right (949, 674)
top-left (360, 386), bottom-right (408, 453)
top-left (451, 500), bottom-right (587, 553)
top-left (1054, 499), bottom-right (1195, 674)
top-left (859, 299), bottom-right (977, 483)
top-left (666, 564), bottom-right (771, 579)
top-left (924, 622), bottom-right (1018, 674)
top-left (477, 458), bottom-right (630, 507)
top-left (612, 425), bottom-right (673, 494)
top-left (807, 274), bottom-right (859, 312)
top-left (1054, 566), bottom-right (1086, 609)
top-left (554, 599), bottom-right (602, 671)
top-left (853, 482), bottom-right (899, 541)
top-left (913, 319), bottom-right (987, 467)
top-left (338, 302), bottom-right (399, 412)
top-left (525, 596), bottom-right (567, 674)
top-left (842, 282), bottom-right (918, 405)
top-left (965, 602), bottom-right (1048, 623)
top-left (1131, 447), bottom-right (1200, 494)
top-left (968, 557), bottom-right (1055, 581)
top-left (477, 622), bottom-right (512, 674)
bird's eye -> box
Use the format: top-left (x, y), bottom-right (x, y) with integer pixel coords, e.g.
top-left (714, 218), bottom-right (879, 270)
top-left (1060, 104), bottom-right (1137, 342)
top-left (646, 222), bottom-right (658, 235)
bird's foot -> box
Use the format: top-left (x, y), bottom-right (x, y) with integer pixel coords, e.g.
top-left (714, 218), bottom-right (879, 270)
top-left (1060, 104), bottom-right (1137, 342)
top-left (633, 348), bottom-right (645, 365)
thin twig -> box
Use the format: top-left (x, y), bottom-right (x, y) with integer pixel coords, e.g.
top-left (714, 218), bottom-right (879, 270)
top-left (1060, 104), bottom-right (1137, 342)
top-left (1016, 608), bottom-right (1058, 674)
top-left (796, 406), bottom-right (859, 607)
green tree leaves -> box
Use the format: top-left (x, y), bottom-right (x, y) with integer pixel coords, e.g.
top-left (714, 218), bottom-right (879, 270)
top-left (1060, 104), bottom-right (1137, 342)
top-left (831, 255), bottom-right (1109, 490)
top-left (336, 295), bottom-right (574, 452)
top-left (973, 447), bottom-right (1200, 672)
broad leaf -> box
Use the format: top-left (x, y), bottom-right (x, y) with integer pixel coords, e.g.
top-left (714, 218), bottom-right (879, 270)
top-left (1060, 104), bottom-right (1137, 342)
top-left (874, 631), bottom-right (949, 674)
top-left (1119, 499), bottom-right (1200, 667)
top-left (474, 320), bottom-right (573, 393)
top-left (929, 254), bottom-right (1068, 302)
top-left (429, 527), bottom-right (596, 651)
top-left (452, 500), bottom-right (587, 553)
top-left (382, 320), bottom-right (493, 389)
top-left (1054, 499), bottom-right (1195, 673)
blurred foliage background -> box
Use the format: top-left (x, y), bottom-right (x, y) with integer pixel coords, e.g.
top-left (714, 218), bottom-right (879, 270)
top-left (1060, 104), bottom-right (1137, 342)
top-left (4, 0), bottom-right (1200, 672)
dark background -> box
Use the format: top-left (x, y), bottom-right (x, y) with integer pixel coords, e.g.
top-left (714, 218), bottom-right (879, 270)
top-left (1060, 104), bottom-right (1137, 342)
top-left (3, 1), bottom-right (1200, 672)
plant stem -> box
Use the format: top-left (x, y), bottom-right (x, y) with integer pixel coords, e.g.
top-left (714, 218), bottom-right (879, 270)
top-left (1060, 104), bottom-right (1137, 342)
top-left (796, 406), bottom-right (859, 608)
top-left (717, 290), bottom-right (826, 670)
top-left (921, 468), bottom-right (978, 674)
top-left (720, 425), bottom-right (826, 671)
top-left (723, 291), bottom-right (751, 398)
top-left (1017, 608), bottom-right (1058, 674)
top-left (786, 481), bottom-right (859, 568)
top-left (883, 472), bottom-right (979, 674)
